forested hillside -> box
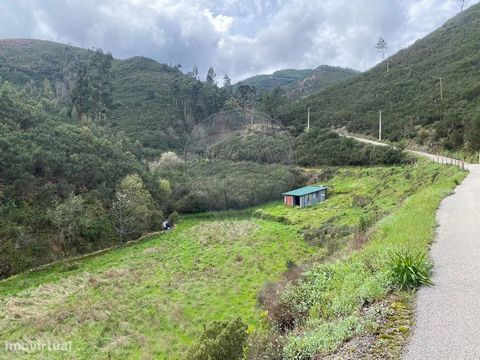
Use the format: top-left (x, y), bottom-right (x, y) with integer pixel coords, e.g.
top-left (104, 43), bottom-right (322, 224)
top-left (0, 83), bottom-right (169, 277)
top-left (110, 57), bottom-right (231, 155)
top-left (0, 39), bottom-right (86, 91)
top-left (235, 66), bottom-right (357, 99)
top-left (280, 4), bottom-right (480, 154)
top-left (234, 69), bottom-right (314, 93)
top-left (0, 39), bottom-right (233, 156)
top-left (285, 65), bottom-right (359, 99)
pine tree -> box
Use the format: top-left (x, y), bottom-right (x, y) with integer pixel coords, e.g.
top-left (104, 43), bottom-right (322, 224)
top-left (206, 67), bottom-right (216, 85)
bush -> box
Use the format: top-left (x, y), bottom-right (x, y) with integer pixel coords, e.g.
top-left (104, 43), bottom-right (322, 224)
top-left (295, 129), bottom-right (408, 167)
top-left (186, 318), bottom-right (248, 360)
top-left (267, 296), bottom-right (303, 332)
top-left (246, 330), bottom-right (284, 360)
top-left (303, 223), bottom-right (352, 249)
top-left (151, 151), bottom-right (183, 172)
top-left (352, 195), bottom-right (372, 208)
top-left (168, 211), bottom-right (179, 225)
top-left (388, 251), bottom-right (433, 290)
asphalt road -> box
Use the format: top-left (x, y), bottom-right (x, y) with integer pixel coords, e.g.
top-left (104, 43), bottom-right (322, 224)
top-left (405, 164), bottom-right (480, 359)
top-left (346, 134), bottom-right (480, 359)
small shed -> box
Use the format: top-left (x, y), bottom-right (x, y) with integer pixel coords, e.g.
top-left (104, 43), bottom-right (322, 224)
top-left (282, 185), bottom-right (328, 208)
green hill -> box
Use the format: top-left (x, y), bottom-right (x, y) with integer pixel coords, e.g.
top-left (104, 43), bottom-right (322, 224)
top-left (235, 68), bottom-right (314, 93)
top-left (281, 4), bottom-right (480, 154)
top-left (235, 66), bottom-right (358, 98)
top-left (0, 39), bottom-right (86, 86)
top-left (0, 39), bottom-right (228, 155)
top-left (285, 65), bottom-right (359, 99)
top-left (109, 56), bottom-right (185, 153)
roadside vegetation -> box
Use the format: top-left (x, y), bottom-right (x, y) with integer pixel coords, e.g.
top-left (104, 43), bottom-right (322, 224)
top-left (250, 162), bottom-right (465, 359)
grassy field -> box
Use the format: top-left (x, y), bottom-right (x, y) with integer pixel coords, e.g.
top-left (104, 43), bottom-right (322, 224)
top-left (0, 162), bottom-right (466, 359)
top-left (267, 163), bottom-right (467, 359)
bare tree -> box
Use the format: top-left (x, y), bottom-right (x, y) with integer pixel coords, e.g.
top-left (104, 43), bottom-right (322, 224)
top-left (452, 0), bottom-right (468, 12)
top-left (375, 37), bottom-right (388, 60)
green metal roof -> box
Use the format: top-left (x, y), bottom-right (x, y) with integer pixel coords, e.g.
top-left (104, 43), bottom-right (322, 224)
top-left (282, 185), bottom-right (327, 197)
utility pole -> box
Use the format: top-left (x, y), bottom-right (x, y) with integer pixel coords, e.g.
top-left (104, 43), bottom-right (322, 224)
top-left (438, 77), bottom-right (443, 100)
top-left (387, 58), bottom-right (389, 72)
top-left (379, 110), bottom-right (382, 141)
top-left (307, 106), bottom-right (310, 131)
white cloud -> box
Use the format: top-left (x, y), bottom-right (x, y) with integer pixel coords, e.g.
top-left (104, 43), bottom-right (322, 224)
top-left (202, 9), bottom-right (234, 33)
top-left (0, 0), bottom-right (468, 81)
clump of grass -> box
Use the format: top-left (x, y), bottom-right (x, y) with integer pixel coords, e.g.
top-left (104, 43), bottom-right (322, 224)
top-left (59, 261), bottom-right (80, 272)
top-left (388, 251), bottom-right (433, 291)
top-left (187, 220), bottom-right (258, 245)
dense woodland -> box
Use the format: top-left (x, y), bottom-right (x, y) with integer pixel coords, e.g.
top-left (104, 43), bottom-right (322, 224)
top-left (0, 83), bottom-right (167, 276)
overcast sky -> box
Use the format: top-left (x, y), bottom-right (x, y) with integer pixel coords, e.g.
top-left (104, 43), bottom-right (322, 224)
top-left (0, 0), bottom-right (471, 82)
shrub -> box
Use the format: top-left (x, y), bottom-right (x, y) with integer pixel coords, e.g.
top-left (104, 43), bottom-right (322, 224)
top-left (168, 211), bottom-right (179, 225)
top-left (358, 215), bottom-right (374, 232)
top-left (286, 259), bottom-right (296, 269)
top-left (246, 330), bottom-right (284, 360)
top-left (303, 223), bottom-right (351, 248)
top-left (388, 251), bottom-right (433, 290)
top-left (186, 318), bottom-right (248, 360)
top-left (268, 296), bottom-right (302, 332)
top-left (151, 151), bottom-right (183, 172)
top-left (352, 195), bottom-right (372, 208)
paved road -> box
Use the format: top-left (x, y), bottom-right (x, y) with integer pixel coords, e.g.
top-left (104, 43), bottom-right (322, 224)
top-left (405, 164), bottom-right (480, 359)
top-left (346, 135), bottom-right (480, 359)
top-left (343, 134), bottom-right (467, 166)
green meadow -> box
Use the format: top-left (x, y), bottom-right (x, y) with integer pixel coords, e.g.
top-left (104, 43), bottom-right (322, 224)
top-left (0, 161), bottom-right (465, 359)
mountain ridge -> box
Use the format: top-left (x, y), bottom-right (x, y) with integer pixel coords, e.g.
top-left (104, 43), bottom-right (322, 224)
top-left (235, 65), bottom-right (358, 97)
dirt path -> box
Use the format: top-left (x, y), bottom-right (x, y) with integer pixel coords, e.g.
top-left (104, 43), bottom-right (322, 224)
top-left (346, 135), bottom-right (480, 359)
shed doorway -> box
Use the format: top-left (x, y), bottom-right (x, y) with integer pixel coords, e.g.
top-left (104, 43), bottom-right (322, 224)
top-left (294, 196), bottom-right (300, 206)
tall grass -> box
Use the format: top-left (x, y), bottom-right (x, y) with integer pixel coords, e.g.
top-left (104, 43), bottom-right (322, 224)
top-left (388, 251), bottom-right (433, 290)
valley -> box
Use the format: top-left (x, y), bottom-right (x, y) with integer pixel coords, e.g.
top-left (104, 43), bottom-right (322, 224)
top-left (1, 2), bottom-right (480, 359)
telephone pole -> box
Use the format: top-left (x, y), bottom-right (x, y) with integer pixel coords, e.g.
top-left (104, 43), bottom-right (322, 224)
top-left (379, 110), bottom-right (382, 141)
top-left (435, 77), bottom-right (443, 100)
top-left (439, 77), bottom-right (443, 100)
top-left (307, 106), bottom-right (310, 131)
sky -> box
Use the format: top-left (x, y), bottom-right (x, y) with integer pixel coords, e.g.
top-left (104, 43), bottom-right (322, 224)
top-left (0, 0), bottom-right (472, 82)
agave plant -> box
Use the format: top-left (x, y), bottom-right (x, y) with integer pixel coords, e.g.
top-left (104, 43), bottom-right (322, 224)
top-left (388, 251), bottom-right (434, 290)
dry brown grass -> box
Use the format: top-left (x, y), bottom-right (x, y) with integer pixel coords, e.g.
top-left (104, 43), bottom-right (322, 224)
top-left (0, 267), bottom-right (143, 330)
top-left (187, 220), bottom-right (258, 245)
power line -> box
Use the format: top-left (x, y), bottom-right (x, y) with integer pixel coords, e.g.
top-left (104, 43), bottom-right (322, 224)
top-left (302, 46), bottom-right (477, 131)
top-left (387, 58), bottom-right (441, 81)
top-left (307, 106), bottom-right (480, 119)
